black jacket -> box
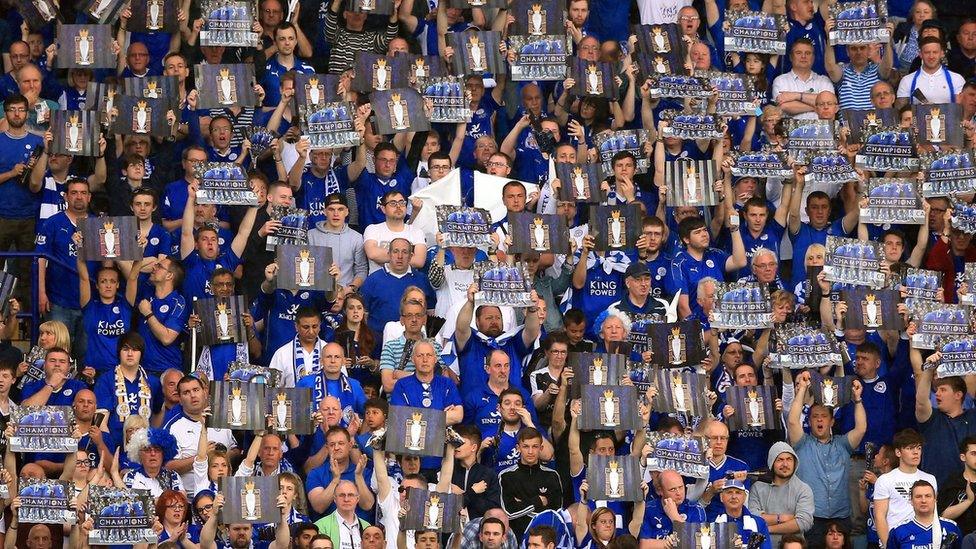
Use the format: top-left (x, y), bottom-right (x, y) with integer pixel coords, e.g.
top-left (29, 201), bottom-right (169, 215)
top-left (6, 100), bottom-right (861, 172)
top-left (498, 461), bottom-right (563, 537)
top-left (451, 461), bottom-right (501, 519)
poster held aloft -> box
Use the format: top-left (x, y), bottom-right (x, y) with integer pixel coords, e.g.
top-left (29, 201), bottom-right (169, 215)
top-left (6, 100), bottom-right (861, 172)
top-left (77, 216), bottom-right (140, 261)
top-left (194, 296), bottom-right (249, 346)
top-left (585, 454), bottom-right (643, 501)
top-left (275, 244), bottom-right (335, 292)
top-left (50, 110), bottom-right (101, 157)
top-left (210, 381), bottom-right (266, 430)
top-left (219, 476), bottom-right (280, 524)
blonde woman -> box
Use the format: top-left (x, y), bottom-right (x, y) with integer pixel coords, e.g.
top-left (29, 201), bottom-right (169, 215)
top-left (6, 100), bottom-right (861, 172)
top-left (18, 320), bottom-right (75, 386)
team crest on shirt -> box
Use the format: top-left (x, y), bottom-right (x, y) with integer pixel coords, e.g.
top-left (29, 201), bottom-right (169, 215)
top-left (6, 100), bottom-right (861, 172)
top-left (35, 235), bottom-right (46, 245)
top-left (705, 259), bottom-right (715, 268)
top-left (657, 267), bottom-right (667, 276)
top-left (150, 237), bottom-right (159, 245)
top-left (760, 234), bottom-right (768, 240)
top-left (300, 292), bottom-right (309, 299)
top-left (159, 304), bottom-right (170, 313)
top-left (113, 306), bottom-right (120, 314)
top-left (875, 381), bottom-right (886, 393)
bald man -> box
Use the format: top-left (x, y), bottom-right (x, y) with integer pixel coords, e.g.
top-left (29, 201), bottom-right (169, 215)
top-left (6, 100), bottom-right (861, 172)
top-left (25, 524), bottom-right (52, 549)
top-left (639, 470), bottom-right (707, 548)
top-left (0, 64), bottom-right (58, 135)
top-left (296, 342), bottom-right (367, 415)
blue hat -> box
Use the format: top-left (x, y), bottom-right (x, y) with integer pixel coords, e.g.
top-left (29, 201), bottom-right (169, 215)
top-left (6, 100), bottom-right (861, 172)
top-left (625, 262), bottom-right (651, 279)
top-left (722, 478), bottom-right (749, 493)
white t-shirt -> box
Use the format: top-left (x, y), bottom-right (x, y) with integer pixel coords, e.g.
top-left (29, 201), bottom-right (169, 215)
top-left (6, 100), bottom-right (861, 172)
top-left (874, 468), bottom-right (938, 531)
top-left (165, 414), bottom-right (238, 496)
top-left (362, 222), bottom-right (427, 274)
top-left (896, 67), bottom-right (965, 104)
top-left (770, 71), bottom-right (835, 120)
top-left (636, 0), bottom-right (691, 24)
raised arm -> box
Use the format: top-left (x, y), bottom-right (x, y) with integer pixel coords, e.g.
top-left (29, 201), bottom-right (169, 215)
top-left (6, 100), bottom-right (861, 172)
top-left (181, 181), bottom-right (198, 259)
top-left (454, 284), bottom-right (476, 350)
top-left (231, 206), bottom-right (258, 258)
top-left (787, 371), bottom-right (810, 445)
top-left (911, 345), bottom-right (934, 423)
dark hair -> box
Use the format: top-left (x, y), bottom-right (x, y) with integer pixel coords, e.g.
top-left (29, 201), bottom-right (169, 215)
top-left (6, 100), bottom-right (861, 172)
top-left (527, 526), bottom-right (557, 546)
top-left (3, 93), bottom-right (29, 111)
top-left (911, 479), bottom-right (936, 496)
top-left (274, 21), bottom-right (298, 38)
top-left (123, 153), bottom-right (145, 169)
top-left (498, 387), bottom-right (524, 406)
top-left (182, 145), bottom-right (206, 161)
top-left (177, 374), bottom-right (204, 393)
top-left (381, 189), bottom-right (406, 204)
top-left (855, 341), bottom-right (882, 361)
top-left (791, 37), bottom-right (815, 53)
top-left (779, 534), bottom-right (806, 549)
top-left (743, 196), bottom-right (768, 213)
top-left (611, 150), bottom-right (637, 167)
top-left (364, 397), bottom-right (388, 417)
top-left (166, 257), bottom-right (185, 289)
top-left (657, 416), bottom-right (684, 433)
top-left (677, 216), bottom-right (707, 243)
top-left (374, 142), bottom-right (398, 157)
top-left (453, 424), bottom-right (482, 446)
top-left (480, 517), bottom-right (506, 534)
top-left (45, 346), bottom-right (70, 361)
top-left (117, 331), bottom-right (146, 356)
top-left (881, 228), bottom-right (907, 246)
top-left (209, 115), bottom-right (232, 131)
top-left (607, 535), bottom-right (639, 549)
top-left (517, 426), bottom-right (543, 444)
top-left (933, 376), bottom-right (967, 396)
top-left (918, 35), bottom-right (944, 49)
top-left (210, 267), bottom-right (234, 284)
top-left (428, 150), bottom-right (452, 165)
top-left (502, 180), bottom-right (525, 195)
top-left (131, 187), bottom-right (158, 206)
top-left (892, 428), bottom-right (924, 450)
top-left (325, 425), bottom-right (351, 442)
top-left (806, 191), bottom-right (830, 207)
top-left (563, 308), bottom-right (586, 326)
top-left (960, 436), bottom-right (976, 454)
top-left (823, 519), bottom-right (851, 549)
top-left (295, 306), bottom-right (321, 323)
top-left (542, 331), bottom-right (571, 351)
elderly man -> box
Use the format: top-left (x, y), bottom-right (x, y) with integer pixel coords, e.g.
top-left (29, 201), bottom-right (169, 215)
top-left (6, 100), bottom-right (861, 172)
top-left (716, 480), bottom-right (773, 549)
top-left (0, 64), bottom-right (58, 135)
top-left (772, 39), bottom-right (835, 119)
top-left (748, 442), bottom-right (816, 547)
top-left (870, 81), bottom-right (897, 108)
top-left (202, 493), bottom-right (292, 549)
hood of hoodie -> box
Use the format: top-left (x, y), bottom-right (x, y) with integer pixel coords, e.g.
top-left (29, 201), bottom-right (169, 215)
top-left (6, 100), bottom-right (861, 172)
top-left (767, 441), bottom-right (798, 470)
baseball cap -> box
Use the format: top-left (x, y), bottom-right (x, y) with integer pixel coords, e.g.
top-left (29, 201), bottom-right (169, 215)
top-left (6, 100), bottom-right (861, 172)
top-left (625, 262), bottom-right (651, 279)
top-left (324, 192), bottom-right (348, 207)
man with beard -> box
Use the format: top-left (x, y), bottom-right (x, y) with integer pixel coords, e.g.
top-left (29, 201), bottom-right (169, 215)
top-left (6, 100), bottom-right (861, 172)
top-left (788, 371), bottom-right (865, 546)
top-left (455, 283), bottom-right (542, 395)
top-left (202, 492), bottom-right (293, 548)
top-left (162, 375), bottom-right (239, 496)
top-left (35, 178), bottom-right (91, 357)
top-left (0, 94), bottom-right (44, 266)
top-left (639, 469), bottom-right (707, 548)
top-left (464, 350), bottom-right (539, 441)
top-left (480, 388), bottom-right (552, 473)
top-left (748, 442), bottom-right (816, 546)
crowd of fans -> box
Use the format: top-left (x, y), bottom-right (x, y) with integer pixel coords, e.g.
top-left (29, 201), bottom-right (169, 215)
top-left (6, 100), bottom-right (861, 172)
top-left (0, 0), bottom-right (975, 547)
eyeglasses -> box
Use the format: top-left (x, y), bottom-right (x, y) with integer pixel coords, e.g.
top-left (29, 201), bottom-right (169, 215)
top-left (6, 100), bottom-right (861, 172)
top-left (167, 504), bottom-right (186, 511)
top-left (401, 312), bottom-right (426, 319)
top-left (196, 504), bottom-right (214, 513)
top-left (4, 107), bottom-right (27, 113)
top-left (679, 15), bottom-right (699, 21)
top-left (487, 161), bottom-right (509, 168)
top-left (384, 199), bottom-right (407, 207)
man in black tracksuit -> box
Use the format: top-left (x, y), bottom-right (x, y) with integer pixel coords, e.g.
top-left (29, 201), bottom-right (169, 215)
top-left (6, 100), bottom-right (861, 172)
top-left (498, 427), bottom-right (563, 537)
top-left (451, 425), bottom-right (502, 518)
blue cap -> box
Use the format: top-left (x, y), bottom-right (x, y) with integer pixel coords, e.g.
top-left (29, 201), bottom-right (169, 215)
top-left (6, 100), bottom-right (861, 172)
top-left (722, 479), bottom-right (749, 492)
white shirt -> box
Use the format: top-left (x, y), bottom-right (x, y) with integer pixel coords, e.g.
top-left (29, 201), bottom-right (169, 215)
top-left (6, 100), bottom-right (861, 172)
top-left (636, 0), bottom-right (691, 24)
top-left (165, 414), bottom-right (238, 496)
top-left (874, 468), bottom-right (938, 531)
top-left (268, 337), bottom-right (327, 388)
top-left (338, 514), bottom-right (363, 549)
top-left (362, 222), bottom-right (427, 274)
top-left (896, 66), bottom-right (965, 104)
top-left (770, 70), bottom-right (835, 119)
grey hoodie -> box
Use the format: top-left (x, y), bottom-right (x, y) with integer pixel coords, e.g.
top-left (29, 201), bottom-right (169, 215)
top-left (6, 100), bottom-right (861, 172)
top-left (748, 441), bottom-right (816, 546)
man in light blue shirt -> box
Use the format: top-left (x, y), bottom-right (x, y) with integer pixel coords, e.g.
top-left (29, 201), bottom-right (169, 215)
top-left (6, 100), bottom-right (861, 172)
top-left (787, 370), bottom-right (866, 547)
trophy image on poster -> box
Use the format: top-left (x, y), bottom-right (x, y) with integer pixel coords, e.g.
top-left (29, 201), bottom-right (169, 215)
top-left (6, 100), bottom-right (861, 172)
top-left (406, 412), bottom-right (427, 451)
top-left (401, 488), bottom-right (463, 532)
top-left (219, 476), bottom-right (279, 524)
top-left (385, 406), bottom-right (447, 457)
top-left (76, 28), bottom-right (93, 65)
top-left (78, 216), bottom-right (140, 261)
top-left (265, 387), bottom-right (312, 435)
top-left (668, 326), bottom-right (686, 365)
top-left (195, 296), bottom-right (247, 345)
top-left (276, 244), bottom-right (334, 292)
top-left (50, 110), bottom-right (100, 157)
top-left (585, 454), bottom-right (642, 501)
top-left (210, 381), bottom-right (266, 430)
top-left (675, 522), bottom-right (739, 549)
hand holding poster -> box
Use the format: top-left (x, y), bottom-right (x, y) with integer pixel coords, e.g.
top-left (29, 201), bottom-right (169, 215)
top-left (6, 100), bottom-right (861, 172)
top-left (727, 385), bottom-right (779, 430)
top-left (210, 381), bottom-right (266, 430)
top-left (508, 212), bottom-right (570, 255)
top-left (17, 479), bottom-right (75, 525)
top-left (352, 53), bottom-right (405, 93)
top-left (77, 216), bottom-right (140, 261)
top-left (508, 37), bottom-right (569, 81)
top-left (195, 162), bottom-right (257, 205)
top-left (772, 324), bottom-right (843, 368)
top-left (19, 0), bottom-right (59, 29)
top-left (226, 361), bottom-right (281, 385)
top-left (194, 296), bottom-right (248, 346)
top-left (705, 71), bottom-right (760, 116)
top-left (650, 369), bottom-right (709, 416)
top-left (50, 110), bottom-right (100, 157)
top-left (555, 162), bottom-right (604, 203)
top-left (436, 206), bottom-right (492, 248)
top-left (87, 486), bottom-right (157, 545)
top-left (474, 261), bottom-right (534, 307)
top-left (903, 267), bottom-right (942, 307)
top-left (723, 10), bottom-right (787, 54)
top-left (373, 88), bottom-right (430, 134)
top-left (569, 352), bottom-right (629, 390)
top-left (934, 336), bottom-right (976, 378)
top-left (200, 0), bottom-right (261, 47)
top-left (645, 433), bottom-right (709, 478)
top-left (808, 373), bottom-right (854, 408)
top-left (385, 405), bottom-right (447, 457)
top-left (10, 406), bottom-right (77, 453)
top-left (86, 0), bottom-right (125, 24)
top-left (570, 58), bottom-right (619, 99)
top-left (783, 119), bottom-right (836, 153)
top-left (128, 0), bottom-right (179, 33)
top-left (951, 198), bottom-right (976, 235)
top-left (401, 488), bottom-right (464, 532)
top-left (921, 151), bottom-right (976, 197)
top-left (911, 302), bottom-right (973, 350)
top-left (823, 236), bottom-right (884, 288)
top-left (578, 385), bottom-right (642, 431)
top-left (266, 206), bottom-right (309, 250)
top-left (423, 77), bottom-right (473, 123)
top-left (448, 31), bottom-right (506, 76)
top-left (219, 476), bottom-right (280, 524)
top-left (112, 96), bottom-right (171, 137)
top-left (57, 25), bottom-right (115, 69)
top-left (731, 149), bottom-right (793, 178)
top-left (841, 288), bottom-right (904, 331)
top-left (649, 74), bottom-right (711, 100)
top-left (512, 0), bottom-right (563, 36)
top-left (807, 151), bottom-right (858, 186)
top-left (347, 0), bottom-right (395, 14)
top-left (585, 454), bottom-right (643, 501)
top-left (266, 387), bottom-right (313, 435)
top-left (861, 178), bottom-right (924, 224)
top-left (302, 101), bottom-right (361, 150)
top-left (645, 320), bottom-right (705, 368)
top-left (194, 64), bottom-right (258, 109)
top-left (590, 204), bottom-right (641, 252)
top-left (843, 108), bottom-right (897, 144)
top-left (855, 125), bottom-right (918, 171)
top-left (828, 0), bottom-right (889, 45)
top-left (662, 112), bottom-right (725, 141)
top-left (710, 282), bottom-right (773, 330)
top-left (275, 244), bottom-right (335, 292)
top-left (294, 73), bottom-right (340, 115)
top-left (675, 522), bottom-right (740, 549)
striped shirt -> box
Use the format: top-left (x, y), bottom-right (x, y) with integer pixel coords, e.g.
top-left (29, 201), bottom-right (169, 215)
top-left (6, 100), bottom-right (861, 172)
top-left (379, 335), bottom-right (445, 374)
top-left (838, 62), bottom-right (880, 111)
top-left (205, 107), bottom-right (255, 149)
top-left (324, 10), bottom-right (398, 74)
